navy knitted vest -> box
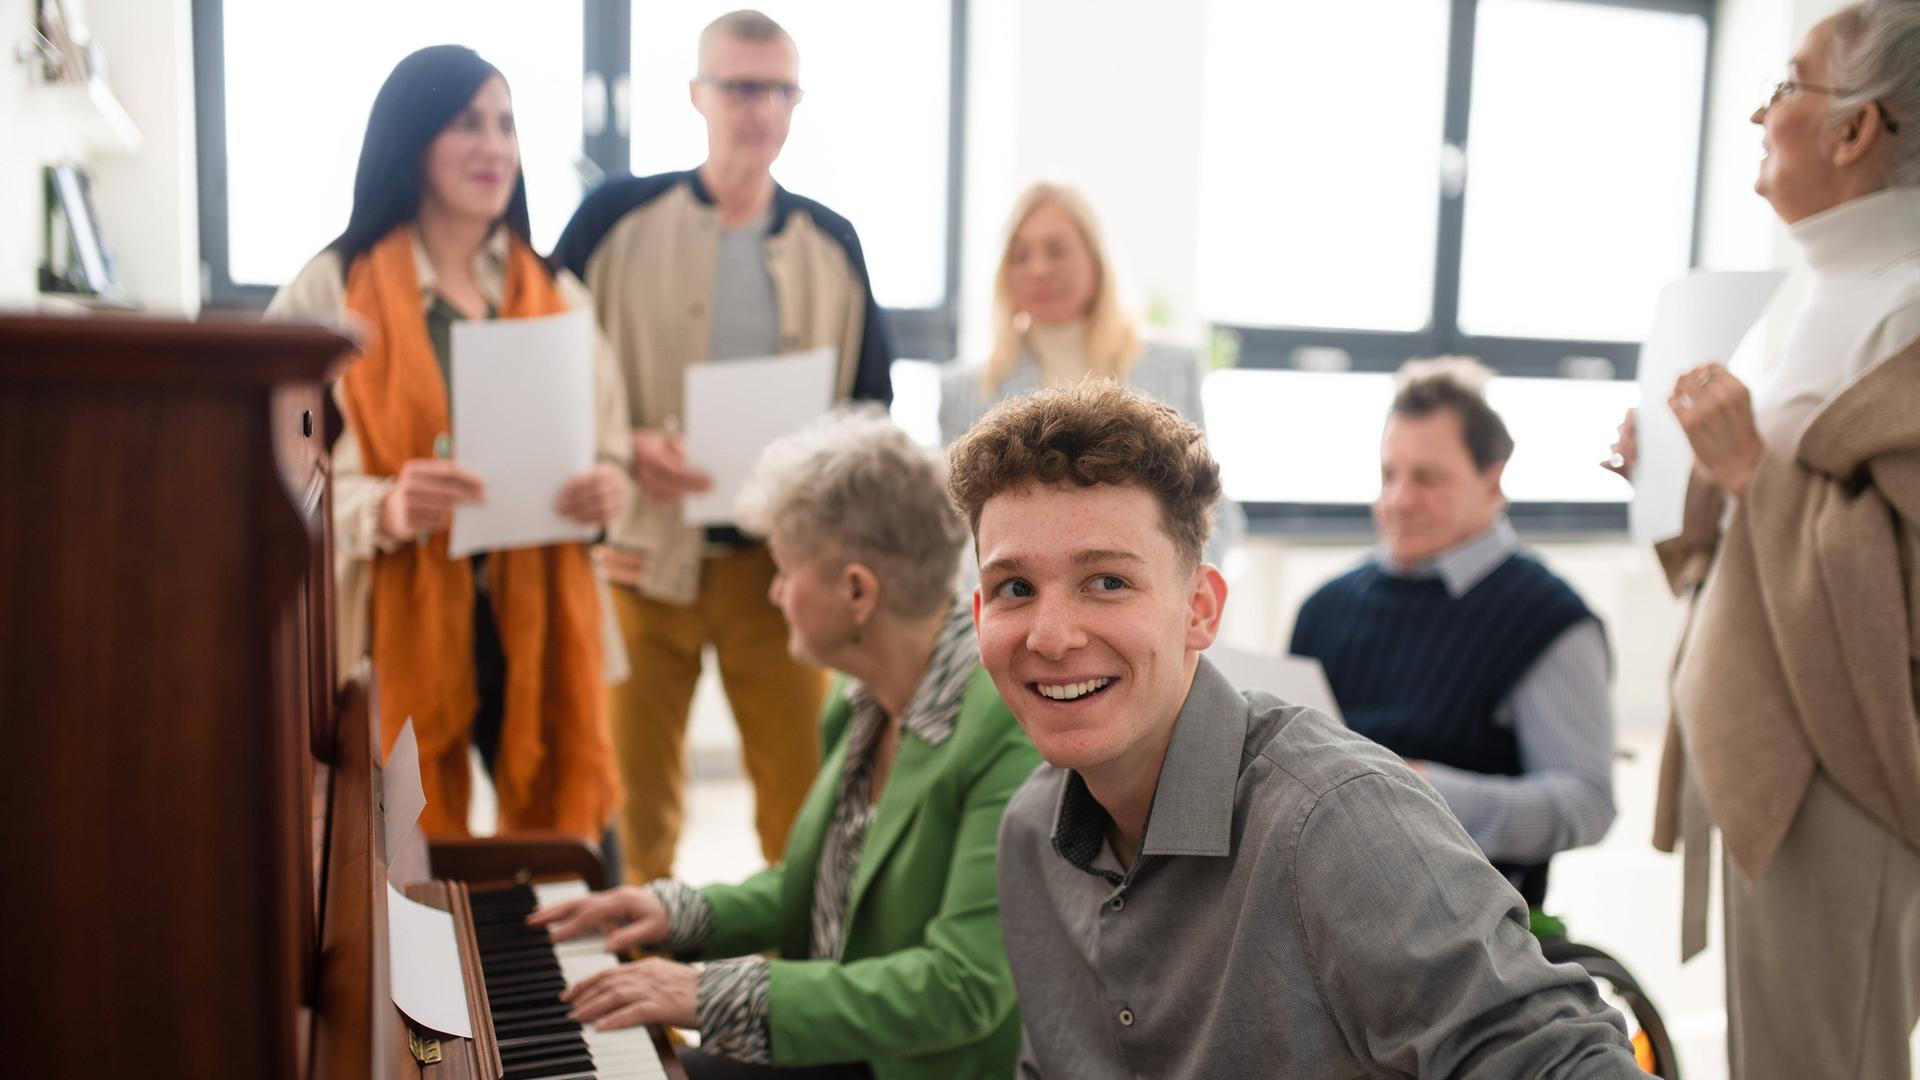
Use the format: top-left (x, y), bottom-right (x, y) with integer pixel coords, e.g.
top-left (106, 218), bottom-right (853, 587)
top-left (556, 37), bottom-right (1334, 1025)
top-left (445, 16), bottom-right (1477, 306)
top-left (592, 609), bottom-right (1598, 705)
top-left (1289, 552), bottom-right (1593, 778)
top-left (1290, 553), bottom-right (1594, 905)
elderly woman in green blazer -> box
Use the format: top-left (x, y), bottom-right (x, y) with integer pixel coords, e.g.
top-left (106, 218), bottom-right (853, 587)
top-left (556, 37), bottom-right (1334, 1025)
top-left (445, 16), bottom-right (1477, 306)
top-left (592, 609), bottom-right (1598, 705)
top-left (530, 409), bottom-right (1040, 1079)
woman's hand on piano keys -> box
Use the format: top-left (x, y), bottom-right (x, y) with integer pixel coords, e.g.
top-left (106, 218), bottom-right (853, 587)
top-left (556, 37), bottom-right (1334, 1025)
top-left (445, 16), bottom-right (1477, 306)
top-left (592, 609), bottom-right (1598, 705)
top-left (561, 957), bottom-right (700, 1031)
top-left (527, 883), bottom-right (670, 953)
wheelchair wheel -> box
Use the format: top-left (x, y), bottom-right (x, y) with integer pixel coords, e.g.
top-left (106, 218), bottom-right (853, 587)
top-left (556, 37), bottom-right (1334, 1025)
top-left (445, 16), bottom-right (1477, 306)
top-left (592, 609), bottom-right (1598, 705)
top-left (1540, 938), bottom-right (1682, 1079)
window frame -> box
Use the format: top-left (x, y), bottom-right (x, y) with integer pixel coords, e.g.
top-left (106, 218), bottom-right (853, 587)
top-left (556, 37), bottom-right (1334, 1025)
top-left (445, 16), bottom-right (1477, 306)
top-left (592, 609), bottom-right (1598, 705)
top-left (1217, 0), bottom-right (1715, 383)
top-left (1217, 0), bottom-right (1714, 534)
top-left (190, 0), bottom-right (969, 362)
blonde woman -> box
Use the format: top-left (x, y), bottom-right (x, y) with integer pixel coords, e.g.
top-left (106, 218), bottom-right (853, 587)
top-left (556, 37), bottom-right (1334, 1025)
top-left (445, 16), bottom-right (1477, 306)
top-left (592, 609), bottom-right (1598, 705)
top-left (939, 182), bottom-right (1244, 560)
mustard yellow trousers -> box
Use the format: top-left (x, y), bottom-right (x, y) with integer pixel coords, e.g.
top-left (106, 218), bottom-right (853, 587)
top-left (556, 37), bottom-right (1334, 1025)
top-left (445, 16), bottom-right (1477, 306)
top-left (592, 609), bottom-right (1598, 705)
top-left (606, 544), bottom-right (826, 883)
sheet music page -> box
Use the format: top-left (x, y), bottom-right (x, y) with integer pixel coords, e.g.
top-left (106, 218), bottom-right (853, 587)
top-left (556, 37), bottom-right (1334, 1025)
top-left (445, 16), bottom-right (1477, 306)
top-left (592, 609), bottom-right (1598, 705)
top-left (1629, 270), bottom-right (1785, 545)
top-left (386, 881), bottom-right (474, 1038)
top-left (681, 347), bottom-right (837, 526)
top-left (448, 310), bottom-right (599, 558)
top-left (381, 719), bottom-right (431, 887)
top-left (1203, 645), bottom-right (1343, 723)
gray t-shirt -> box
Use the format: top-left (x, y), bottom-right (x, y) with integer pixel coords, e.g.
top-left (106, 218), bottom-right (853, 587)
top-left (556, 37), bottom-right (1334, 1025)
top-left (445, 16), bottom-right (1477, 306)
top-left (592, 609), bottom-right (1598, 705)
top-left (708, 207), bottom-right (779, 362)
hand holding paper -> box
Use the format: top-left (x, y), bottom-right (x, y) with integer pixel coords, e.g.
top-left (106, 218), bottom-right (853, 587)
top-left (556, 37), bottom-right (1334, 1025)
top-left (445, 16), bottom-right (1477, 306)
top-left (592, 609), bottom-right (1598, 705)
top-left (632, 426), bottom-right (714, 504)
top-left (1669, 362), bottom-right (1767, 497)
top-left (1628, 270), bottom-right (1784, 545)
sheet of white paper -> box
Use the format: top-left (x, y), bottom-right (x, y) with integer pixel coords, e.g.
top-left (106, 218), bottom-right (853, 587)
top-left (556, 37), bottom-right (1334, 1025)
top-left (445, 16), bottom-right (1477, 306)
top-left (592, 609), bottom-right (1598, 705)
top-left (1630, 270), bottom-right (1785, 545)
top-left (448, 310), bottom-right (598, 558)
top-left (386, 881), bottom-right (473, 1037)
top-left (681, 347), bottom-right (837, 526)
top-left (381, 719), bottom-right (426, 877)
top-left (1203, 646), bottom-right (1343, 724)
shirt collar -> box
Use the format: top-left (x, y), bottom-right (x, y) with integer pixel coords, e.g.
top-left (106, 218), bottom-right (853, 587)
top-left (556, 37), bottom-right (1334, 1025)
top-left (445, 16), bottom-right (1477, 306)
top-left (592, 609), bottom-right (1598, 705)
top-left (840, 602), bottom-right (976, 748)
top-left (686, 167), bottom-right (795, 235)
top-left (1790, 186), bottom-right (1920, 278)
top-left (1374, 516), bottom-right (1517, 598)
top-left (409, 225), bottom-right (512, 314)
top-left (1048, 656), bottom-right (1248, 875)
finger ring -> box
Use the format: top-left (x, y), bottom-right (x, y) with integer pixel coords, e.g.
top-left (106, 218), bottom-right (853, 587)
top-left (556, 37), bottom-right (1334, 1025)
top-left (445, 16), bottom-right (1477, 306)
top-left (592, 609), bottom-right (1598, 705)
top-left (1696, 371), bottom-right (1714, 386)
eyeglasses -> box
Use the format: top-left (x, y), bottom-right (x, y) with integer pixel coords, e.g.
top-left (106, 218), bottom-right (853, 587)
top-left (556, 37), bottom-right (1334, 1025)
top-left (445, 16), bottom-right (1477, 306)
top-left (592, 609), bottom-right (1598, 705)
top-left (696, 77), bottom-right (804, 107)
top-left (1761, 80), bottom-right (1900, 133)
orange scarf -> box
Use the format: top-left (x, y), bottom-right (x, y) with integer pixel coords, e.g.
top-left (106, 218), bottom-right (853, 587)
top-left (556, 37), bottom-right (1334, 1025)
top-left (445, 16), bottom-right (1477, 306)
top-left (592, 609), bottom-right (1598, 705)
top-left (341, 224), bottom-right (619, 839)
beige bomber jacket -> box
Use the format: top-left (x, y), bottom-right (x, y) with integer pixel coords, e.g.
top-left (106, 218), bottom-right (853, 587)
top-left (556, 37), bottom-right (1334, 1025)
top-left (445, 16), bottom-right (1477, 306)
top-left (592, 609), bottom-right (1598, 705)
top-left (550, 171), bottom-right (895, 606)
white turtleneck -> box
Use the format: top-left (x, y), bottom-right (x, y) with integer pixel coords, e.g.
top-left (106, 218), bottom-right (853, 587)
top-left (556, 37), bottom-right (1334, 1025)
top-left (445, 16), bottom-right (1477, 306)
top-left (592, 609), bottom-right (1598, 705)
top-left (1025, 318), bottom-right (1089, 388)
top-left (1752, 185), bottom-right (1920, 449)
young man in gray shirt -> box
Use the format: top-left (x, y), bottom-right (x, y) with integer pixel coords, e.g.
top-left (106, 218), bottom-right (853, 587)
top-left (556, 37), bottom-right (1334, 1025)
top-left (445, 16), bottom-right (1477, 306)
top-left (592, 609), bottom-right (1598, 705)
top-left (946, 381), bottom-right (1644, 1078)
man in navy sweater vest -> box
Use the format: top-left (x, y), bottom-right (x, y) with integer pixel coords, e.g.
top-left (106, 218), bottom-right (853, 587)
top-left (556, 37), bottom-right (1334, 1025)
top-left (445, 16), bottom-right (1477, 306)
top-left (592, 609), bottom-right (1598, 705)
top-left (1291, 358), bottom-right (1616, 907)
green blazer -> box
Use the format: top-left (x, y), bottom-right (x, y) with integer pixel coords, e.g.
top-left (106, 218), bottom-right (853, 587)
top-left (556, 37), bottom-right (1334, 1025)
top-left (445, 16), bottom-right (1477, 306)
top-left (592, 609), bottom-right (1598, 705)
top-left (698, 667), bottom-right (1042, 1079)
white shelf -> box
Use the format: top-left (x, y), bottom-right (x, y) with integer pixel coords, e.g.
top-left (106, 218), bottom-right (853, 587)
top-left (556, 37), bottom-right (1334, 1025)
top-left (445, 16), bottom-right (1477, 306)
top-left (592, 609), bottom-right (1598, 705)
top-left (27, 79), bottom-right (141, 161)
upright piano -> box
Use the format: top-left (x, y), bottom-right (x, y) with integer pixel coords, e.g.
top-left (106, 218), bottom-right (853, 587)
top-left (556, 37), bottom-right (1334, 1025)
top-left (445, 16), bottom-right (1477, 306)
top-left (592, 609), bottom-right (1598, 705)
top-left (0, 314), bottom-right (685, 1079)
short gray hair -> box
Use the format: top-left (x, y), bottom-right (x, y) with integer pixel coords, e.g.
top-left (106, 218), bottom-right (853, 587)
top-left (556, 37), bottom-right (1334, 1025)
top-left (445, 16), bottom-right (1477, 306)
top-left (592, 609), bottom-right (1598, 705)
top-left (1830, 0), bottom-right (1920, 187)
top-left (698, 9), bottom-right (794, 74)
top-left (1391, 357), bottom-right (1514, 473)
top-left (737, 408), bottom-right (966, 618)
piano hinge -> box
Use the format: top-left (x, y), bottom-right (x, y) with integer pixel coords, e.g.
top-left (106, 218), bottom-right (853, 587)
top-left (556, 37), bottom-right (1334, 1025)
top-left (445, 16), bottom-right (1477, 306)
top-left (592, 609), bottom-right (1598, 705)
top-left (408, 1028), bottom-right (443, 1064)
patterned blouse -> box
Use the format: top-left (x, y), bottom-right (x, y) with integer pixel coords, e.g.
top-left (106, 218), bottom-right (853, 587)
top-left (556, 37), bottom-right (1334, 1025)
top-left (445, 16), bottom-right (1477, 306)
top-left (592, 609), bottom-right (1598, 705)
top-left (649, 604), bottom-right (979, 1063)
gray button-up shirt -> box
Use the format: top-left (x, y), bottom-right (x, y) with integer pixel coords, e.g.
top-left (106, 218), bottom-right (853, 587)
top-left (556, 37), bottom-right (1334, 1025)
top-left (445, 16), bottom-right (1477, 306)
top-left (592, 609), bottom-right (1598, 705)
top-left (997, 658), bottom-right (1643, 1079)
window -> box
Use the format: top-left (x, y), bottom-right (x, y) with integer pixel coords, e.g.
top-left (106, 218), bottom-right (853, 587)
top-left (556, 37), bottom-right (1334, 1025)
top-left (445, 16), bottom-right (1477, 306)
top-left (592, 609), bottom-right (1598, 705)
top-left (201, 1), bottom-right (584, 298)
top-left (1203, 368), bottom-right (1636, 510)
top-left (1196, 0), bottom-right (1710, 377)
top-left (1194, 0), bottom-right (1711, 527)
top-left (193, 0), bottom-right (965, 360)
top-left (1457, 0), bottom-right (1708, 342)
top-left (628, 0), bottom-right (953, 313)
top-left (1195, 0), bottom-right (1451, 334)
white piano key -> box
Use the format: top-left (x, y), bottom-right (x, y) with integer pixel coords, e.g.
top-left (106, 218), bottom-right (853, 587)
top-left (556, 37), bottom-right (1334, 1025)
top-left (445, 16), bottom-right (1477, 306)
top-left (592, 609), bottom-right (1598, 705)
top-left (527, 880), bottom-right (672, 1078)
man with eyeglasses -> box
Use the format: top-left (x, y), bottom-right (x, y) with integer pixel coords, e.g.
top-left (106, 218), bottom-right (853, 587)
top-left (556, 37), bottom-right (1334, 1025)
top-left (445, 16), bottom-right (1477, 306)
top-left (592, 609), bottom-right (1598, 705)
top-left (553, 9), bottom-right (895, 896)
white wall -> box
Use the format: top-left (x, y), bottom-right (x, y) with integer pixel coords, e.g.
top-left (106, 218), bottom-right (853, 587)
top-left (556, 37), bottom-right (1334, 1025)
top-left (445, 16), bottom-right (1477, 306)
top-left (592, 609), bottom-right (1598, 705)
top-left (0, 0), bottom-right (199, 313)
top-left (1, 0), bottom-right (45, 303)
top-left (85, 0), bottom-right (199, 314)
top-left (959, 0), bottom-right (1211, 358)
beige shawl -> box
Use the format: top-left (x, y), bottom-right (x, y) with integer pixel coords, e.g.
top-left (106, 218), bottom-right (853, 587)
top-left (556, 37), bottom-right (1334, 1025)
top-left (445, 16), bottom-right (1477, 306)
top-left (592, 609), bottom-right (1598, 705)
top-left (1653, 333), bottom-right (1920, 936)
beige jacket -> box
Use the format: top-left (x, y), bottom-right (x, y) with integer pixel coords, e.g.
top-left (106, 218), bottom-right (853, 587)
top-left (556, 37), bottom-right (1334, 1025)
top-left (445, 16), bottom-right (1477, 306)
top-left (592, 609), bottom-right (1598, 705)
top-left (265, 229), bottom-right (634, 683)
top-left (552, 172), bottom-right (891, 606)
top-left (1653, 333), bottom-right (1920, 890)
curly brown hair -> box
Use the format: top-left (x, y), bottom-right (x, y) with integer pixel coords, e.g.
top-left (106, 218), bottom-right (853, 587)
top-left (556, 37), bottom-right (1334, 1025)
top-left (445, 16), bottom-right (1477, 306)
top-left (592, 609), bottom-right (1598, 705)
top-left (946, 380), bottom-right (1221, 568)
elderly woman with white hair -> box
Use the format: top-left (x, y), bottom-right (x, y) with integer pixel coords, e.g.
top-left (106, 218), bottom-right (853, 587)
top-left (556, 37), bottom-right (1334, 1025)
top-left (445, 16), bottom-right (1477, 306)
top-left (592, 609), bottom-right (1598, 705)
top-left (525, 410), bottom-right (1039, 1080)
top-left (1608, 2), bottom-right (1920, 1075)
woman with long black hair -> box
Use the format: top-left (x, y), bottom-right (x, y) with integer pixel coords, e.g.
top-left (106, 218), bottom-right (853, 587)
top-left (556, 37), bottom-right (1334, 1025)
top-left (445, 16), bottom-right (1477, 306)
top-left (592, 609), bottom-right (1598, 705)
top-left (269, 45), bottom-right (629, 841)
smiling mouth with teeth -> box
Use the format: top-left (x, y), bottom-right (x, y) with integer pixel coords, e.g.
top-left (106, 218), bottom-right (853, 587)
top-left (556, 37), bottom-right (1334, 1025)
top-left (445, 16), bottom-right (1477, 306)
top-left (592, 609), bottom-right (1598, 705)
top-left (1035, 677), bottom-right (1115, 702)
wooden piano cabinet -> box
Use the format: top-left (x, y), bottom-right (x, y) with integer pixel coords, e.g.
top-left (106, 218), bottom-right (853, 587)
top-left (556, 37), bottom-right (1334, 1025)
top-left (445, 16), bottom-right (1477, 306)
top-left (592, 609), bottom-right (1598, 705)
top-left (0, 314), bottom-right (353, 1078)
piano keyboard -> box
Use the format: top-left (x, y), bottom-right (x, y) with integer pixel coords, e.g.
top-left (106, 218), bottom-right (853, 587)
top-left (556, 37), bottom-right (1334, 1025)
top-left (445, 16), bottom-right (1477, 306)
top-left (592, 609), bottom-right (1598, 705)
top-left (469, 881), bottom-right (671, 1079)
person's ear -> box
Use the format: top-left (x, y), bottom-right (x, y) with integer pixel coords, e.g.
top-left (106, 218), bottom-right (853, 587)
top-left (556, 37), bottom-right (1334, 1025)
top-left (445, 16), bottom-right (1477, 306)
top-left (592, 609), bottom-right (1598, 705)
top-left (1483, 460), bottom-right (1508, 505)
top-left (1183, 564), bottom-right (1229, 652)
top-left (843, 562), bottom-right (881, 629)
top-left (1833, 102), bottom-right (1888, 168)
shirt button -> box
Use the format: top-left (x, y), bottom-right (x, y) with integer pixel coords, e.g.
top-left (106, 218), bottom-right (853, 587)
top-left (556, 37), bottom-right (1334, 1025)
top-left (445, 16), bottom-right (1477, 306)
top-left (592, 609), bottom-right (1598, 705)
top-left (1108, 896), bottom-right (1125, 912)
top-left (1118, 1008), bottom-right (1135, 1027)
top-left (688, 301), bottom-right (705, 318)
